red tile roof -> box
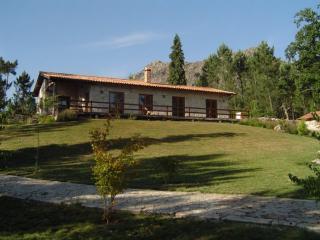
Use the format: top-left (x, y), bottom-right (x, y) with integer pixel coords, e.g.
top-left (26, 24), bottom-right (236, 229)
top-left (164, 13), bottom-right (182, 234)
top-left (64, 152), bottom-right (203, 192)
top-left (33, 71), bottom-right (236, 96)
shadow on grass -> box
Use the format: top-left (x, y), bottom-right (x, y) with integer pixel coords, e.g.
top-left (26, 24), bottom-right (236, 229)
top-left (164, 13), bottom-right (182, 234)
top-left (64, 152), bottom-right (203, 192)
top-left (2, 131), bottom-right (250, 187)
top-left (108, 131), bottom-right (245, 150)
top-left (1, 196), bottom-right (318, 240)
top-left (127, 153), bottom-right (261, 190)
top-left (1, 120), bottom-right (89, 140)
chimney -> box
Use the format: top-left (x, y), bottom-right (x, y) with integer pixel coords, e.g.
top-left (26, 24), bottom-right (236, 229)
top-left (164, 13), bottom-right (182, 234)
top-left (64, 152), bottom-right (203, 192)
top-left (144, 67), bottom-right (151, 83)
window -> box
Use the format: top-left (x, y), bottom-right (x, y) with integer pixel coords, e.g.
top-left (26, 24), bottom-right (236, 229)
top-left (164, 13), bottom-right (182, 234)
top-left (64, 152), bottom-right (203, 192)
top-left (109, 92), bottom-right (124, 115)
top-left (139, 94), bottom-right (153, 115)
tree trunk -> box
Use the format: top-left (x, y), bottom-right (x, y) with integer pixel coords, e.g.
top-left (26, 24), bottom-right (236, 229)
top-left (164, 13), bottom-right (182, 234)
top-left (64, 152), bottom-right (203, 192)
top-left (281, 103), bottom-right (290, 120)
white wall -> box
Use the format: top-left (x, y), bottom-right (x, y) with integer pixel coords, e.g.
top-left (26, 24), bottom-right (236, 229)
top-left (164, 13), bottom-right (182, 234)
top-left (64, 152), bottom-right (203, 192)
top-left (89, 83), bottom-right (231, 118)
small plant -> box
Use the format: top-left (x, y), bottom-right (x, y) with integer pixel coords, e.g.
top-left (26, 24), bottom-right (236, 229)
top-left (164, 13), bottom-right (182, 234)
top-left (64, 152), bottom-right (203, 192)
top-left (57, 109), bottom-right (77, 122)
top-left (90, 119), bottom-right (144, 223)
top-left (157, 157), bottom-right (180, 184)
top-left (297, 121), bottom-right (309, 136)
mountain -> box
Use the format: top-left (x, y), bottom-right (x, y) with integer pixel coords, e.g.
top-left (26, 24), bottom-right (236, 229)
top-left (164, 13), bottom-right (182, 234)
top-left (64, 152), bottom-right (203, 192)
top-left (130, 60), bottom-right (204, 85)
top-left (130, 48), bottom-right (257, 85)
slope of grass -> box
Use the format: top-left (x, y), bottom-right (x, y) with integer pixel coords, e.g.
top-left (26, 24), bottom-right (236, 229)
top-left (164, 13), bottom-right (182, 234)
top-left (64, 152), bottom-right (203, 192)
top-left (0, 119), bottom-right (319, 198)
top-left (0, 196), bottom-right (318, 240)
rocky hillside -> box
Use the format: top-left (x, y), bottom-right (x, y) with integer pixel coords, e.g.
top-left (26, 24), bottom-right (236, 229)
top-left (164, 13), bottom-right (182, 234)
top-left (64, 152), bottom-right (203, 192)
top-left (130, 48), bottom-right (257, 85)
top-left (130, 60), bottom-right (204, 85)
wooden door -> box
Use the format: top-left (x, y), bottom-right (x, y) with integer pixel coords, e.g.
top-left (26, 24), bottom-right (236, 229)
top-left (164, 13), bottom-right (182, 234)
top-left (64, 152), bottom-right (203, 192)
top-left (206, 99), bottom-right (217, 118)
top-left (109, 92), bottom-right (124, 115)
top-left (172, 96), bottom-right (185, 117)
top-left (139, 94), bottom-right (153, 115)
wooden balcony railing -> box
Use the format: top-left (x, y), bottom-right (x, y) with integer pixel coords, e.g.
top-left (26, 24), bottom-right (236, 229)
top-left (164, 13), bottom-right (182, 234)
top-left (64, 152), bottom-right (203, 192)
top-left (58, 99), bottom-right (249, 120)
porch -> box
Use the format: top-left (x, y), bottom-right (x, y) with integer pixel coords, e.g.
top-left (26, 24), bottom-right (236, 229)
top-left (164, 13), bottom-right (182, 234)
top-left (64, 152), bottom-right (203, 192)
top-left (57, 98), bottom-right (249, 121)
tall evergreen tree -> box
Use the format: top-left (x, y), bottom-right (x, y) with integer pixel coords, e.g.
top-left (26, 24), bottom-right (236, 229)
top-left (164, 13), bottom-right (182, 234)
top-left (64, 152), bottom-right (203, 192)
top-left (13, 71), bottom-right (35, 116)
top-left (167, 34), bottom-right (186, 85)
top-left (0, 57), bottom-right (18, 111)
top-left (286, 5), bottom-right (320, 113)
top-left (197, 54), bottom-right (219, 87)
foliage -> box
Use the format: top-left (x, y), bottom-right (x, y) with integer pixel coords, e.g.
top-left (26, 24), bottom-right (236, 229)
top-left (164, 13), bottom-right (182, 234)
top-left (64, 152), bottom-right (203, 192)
top-left (239, 118), bottom-right (300, 135)
top-left (286, 5), bottom-right (320, 113)
top-left (289, 151), bottom-right (320, 201)
top-left (38, 114), bottom-right (55, 124)
top-left (0, 57), bottom-right (18, 111)
top-left (167, 34), bottom-right (187, 85)
top-left (279, 120), bottom-right (299, 135)
top-left (297, 121), bottom-right (309, 136)
top-left (56, 109), bottom-right (77, 122)
top-left (156, 157), bottom-right (180, 184)
top-left (311, 112), bottom-right (320, 122)
top-left (199, 42), bottom-right (281, 117)
top-left (39, 96), bottom-right (56, 115)
top-left (12, 71), bottom-right (36, 117)
top-left (239, 118), bottom-right (277, 129)
top-left (278, 63), bottom-right (297, 119)
top-left (90, 120), bottom-right (144, 223)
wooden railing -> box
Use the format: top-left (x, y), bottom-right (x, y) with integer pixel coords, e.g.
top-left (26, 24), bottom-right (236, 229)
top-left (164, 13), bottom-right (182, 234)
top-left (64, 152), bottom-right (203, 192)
top-left (58, 99), bottom-right (249, 120)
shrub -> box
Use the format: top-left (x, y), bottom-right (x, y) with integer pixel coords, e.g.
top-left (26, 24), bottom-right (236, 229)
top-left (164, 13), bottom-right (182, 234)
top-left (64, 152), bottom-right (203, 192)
top-left (297, 121), bottom-right (309, 136)
top-left (38, 115), bottom-right (55, 124)
top-left (57, 109), bottom-right (77, 122)
top-left (90, 119), bottom-right (144, 223)
top-left (289, 160), bottom-right (320, 201)
top-left (279, 120), bottom-right (298, 135)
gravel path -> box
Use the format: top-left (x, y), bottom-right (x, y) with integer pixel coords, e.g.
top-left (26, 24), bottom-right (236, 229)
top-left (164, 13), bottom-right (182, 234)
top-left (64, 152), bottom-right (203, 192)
top-left (1, 174), bottom-right (320, 232)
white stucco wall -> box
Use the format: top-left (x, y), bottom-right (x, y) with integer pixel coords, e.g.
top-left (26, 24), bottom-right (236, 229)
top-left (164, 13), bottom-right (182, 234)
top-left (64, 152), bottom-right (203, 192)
top-left (89, 84), bottom-right (231, 118)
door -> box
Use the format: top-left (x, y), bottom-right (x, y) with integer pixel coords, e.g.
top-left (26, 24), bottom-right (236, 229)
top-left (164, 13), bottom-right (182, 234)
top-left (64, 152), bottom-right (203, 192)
top-left (109, 92), bottom-right (124, 115)
top-left (172, 96), bottom-right (185, 117)
top-left (206, 99), bottom-right (217, 118)
top-left (139, 94), bottom-right (153, 115)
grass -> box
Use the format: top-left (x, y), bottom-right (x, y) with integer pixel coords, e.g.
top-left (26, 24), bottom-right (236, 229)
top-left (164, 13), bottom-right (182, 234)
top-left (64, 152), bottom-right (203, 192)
top-left (0, 196), bottom-right (318, 240)
top-left (0, 119), bottom-right (319, 198)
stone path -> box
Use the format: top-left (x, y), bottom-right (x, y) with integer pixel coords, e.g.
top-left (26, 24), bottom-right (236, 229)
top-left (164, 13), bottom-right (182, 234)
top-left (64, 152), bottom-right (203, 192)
top-left (1, 174), bottom-right (320, 232)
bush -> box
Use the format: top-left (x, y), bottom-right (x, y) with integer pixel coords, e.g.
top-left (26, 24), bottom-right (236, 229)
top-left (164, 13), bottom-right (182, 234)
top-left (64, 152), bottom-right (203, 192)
top-left (297, 121), bottom-right (309, 136)
top-left (57, 109), bottom-right (77, 122)
top-left (38, 115), bottom-right (55, 124)
top-left (279, 120), bottom-right (298, 135)
top-left (239, 118), bottom-right (278, 129)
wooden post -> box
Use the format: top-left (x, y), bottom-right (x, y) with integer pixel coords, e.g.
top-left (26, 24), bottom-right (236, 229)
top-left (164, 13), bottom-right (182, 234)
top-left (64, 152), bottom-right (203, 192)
top-left (166, 106), bottom-right (169, 117)
top-left (90, 101), bottom-right (93, 114)
top-left (188, 107), bottom-right (191, 117)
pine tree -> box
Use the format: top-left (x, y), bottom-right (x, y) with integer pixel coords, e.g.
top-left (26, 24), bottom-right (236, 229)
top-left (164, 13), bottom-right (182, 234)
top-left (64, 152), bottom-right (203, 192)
top-left (13, 71), bottom-right (35, 116)
top-left (167, 34), bottom-right (186, 85)
top-left (0, 57), bottom-right (18, 111)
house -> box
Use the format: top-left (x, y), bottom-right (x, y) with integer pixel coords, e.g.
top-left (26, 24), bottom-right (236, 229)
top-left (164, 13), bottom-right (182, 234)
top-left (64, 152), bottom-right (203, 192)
top-left (33, 68), bottom-right (246, 120)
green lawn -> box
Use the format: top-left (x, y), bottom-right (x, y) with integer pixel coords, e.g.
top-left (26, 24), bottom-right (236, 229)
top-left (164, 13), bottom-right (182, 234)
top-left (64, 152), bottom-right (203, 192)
top-left (1, 119), bottom-right (319, 198)
top-left (0, 196), bottom-right (318, 240)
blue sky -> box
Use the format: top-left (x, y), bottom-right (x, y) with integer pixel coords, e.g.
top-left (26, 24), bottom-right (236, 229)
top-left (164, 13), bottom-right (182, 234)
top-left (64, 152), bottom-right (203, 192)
top-left (0, 0), bottom-right (318, 96)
